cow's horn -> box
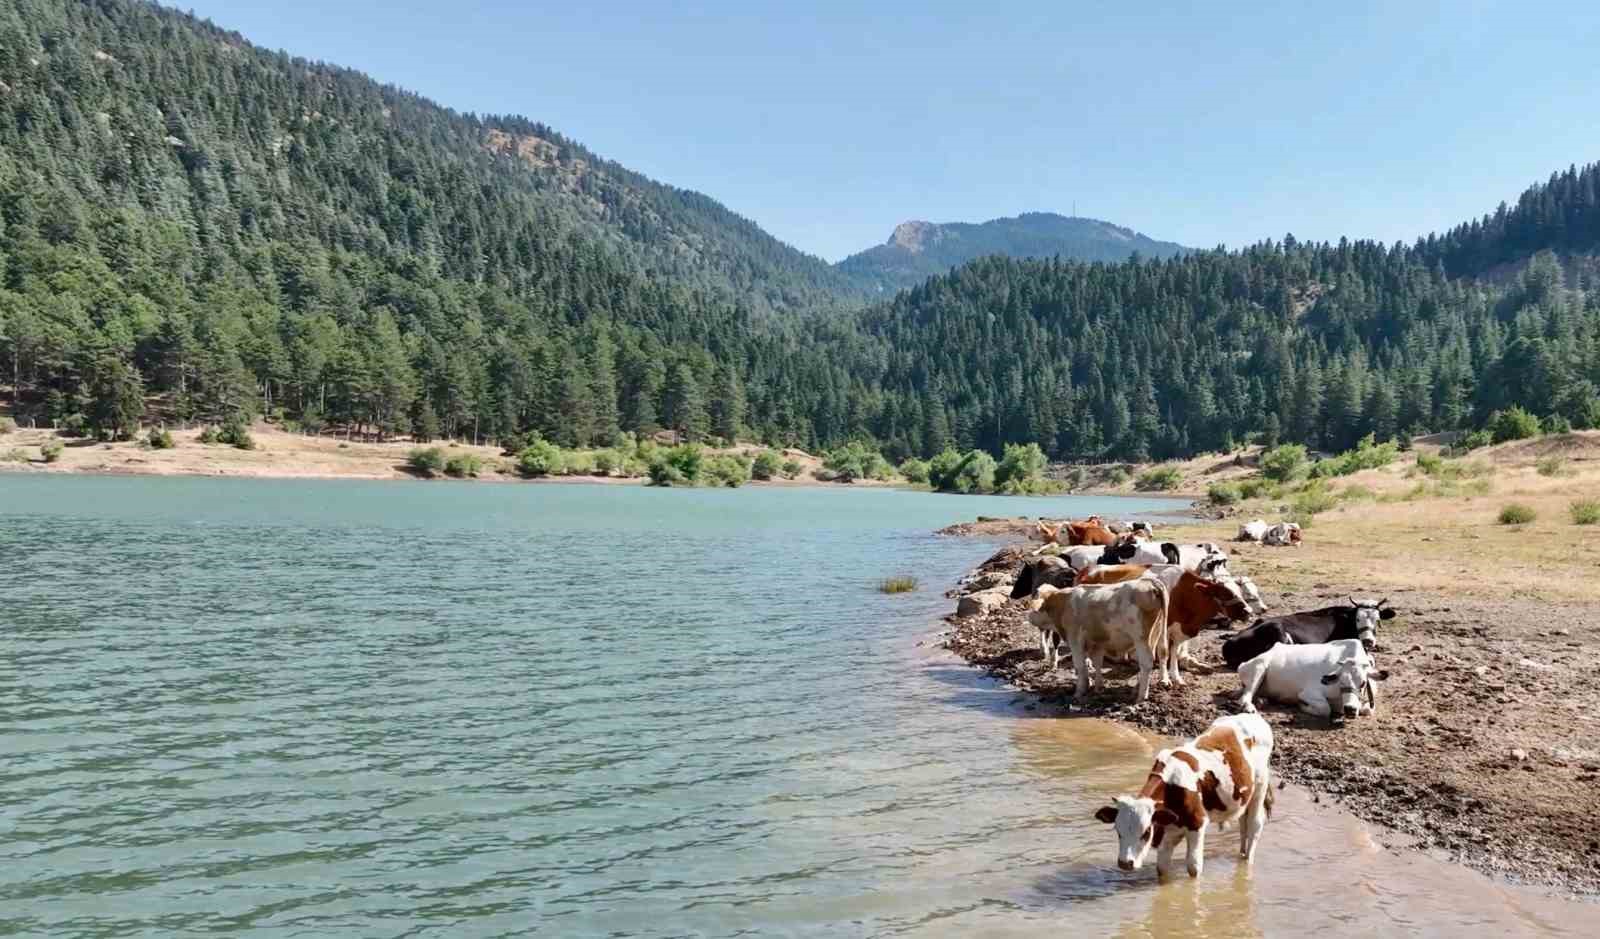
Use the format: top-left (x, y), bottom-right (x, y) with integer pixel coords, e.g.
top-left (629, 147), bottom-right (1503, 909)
top-left (1377, 597), bottom-right (1389, 608)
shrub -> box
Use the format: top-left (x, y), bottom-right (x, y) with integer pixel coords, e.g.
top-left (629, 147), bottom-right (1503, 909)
top-left (647, 444), bottom-right (703, 486)
top-left (1260, 444), bottom-right (1308, 482)
top-left (560, 451), bottom-right (596, 476)
top-left (407, 446), bottom-right (447, 477)
top-left (147, 427), bottom-right (175, 450)
top-left (1544, 414), bottom-right (1574, 435)
top-left (1237, 478), bottom-right (1277, 500)
top-left (0, 417), bottom-right (13, 435)
top-left (751, 449), bottom-right (783, 481)
top-left (40, 440), bottom-right (64, 463)
top-left (703, 453), bottom-right (752, 488)
top-left (994, 443), bottom-right (1049, 493)
top-left (1570, 499), bottom-right (1600, 526)
top-left (1104, 466), bottom-right (1131, 486)
top-left (1498, 503), bottom-right (1537, 525)
top-left (500, 431), bottom-right (535, 456)
top-left (823, 441), bottom-right (893, 483)
top-left (878, 576), bottom-right (918, 594)
top-left (2, 447), bottom-right (30, 462)
top-left (197, 426), bottom-right (219, 444)
top-left (780, 459), bottom-right (802, 480)
top-left (516, 440), bottom-right (565, 477)
top-left (216, 416), bottom-right (255, 450)
top-left (959, 450), bottom-right (998, 492)
top-left (1415, 452), bottom-right (1443, 476)
top-left (1135, 466), bottom-right (1183, 491)
top-left (926, 449), bottom-right (964, 491)
top-left (1207, 482), bottom-right (1242, 505)
top-left (1536, 456), bottom-right (1570, 478)
top-left (898, 457), bottom-right (930, 485)
top-left (593, 448), bottom-right (624, 476)
top-left (444, 453), bottom-right (483, 478)
top-left (1454, 429), bottom-right (1493, 453)
top-left (1291, 481), bottom-right (1338, 517)
top-left (1488, 407), bottom-right (1541, 444)
top-left (60, 413), bottom-right (88, 438)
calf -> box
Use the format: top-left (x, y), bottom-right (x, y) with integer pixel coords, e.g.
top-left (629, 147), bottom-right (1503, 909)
top-left (1221, 598), bottom-right (1396, 670)
top-left (1235, 639), bottom-right (1387, 722)
top-left (1027, 578), bottom-right (1170, 703)
top-left (1095, 713), bottom-right (1274, 877)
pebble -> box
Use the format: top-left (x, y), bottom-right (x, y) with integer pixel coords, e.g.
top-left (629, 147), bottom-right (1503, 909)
top-left (1511, 748), bottom-right (1528, 762)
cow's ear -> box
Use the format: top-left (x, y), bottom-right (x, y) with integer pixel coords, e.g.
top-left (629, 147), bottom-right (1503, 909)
top-left (1152, 808), bottom-right (1179, 828)
top-left (1371, 669), bottom-right (1390, 681)
top-left (1095, 805), bottom-right (1118, 824)
top-left (1320, 671), bottom-right (1339, 685)
top-left (1379, 608), bottom-right (1396, 620)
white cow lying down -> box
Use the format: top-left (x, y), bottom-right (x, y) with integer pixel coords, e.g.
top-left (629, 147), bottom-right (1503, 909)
top-left (1236, 639), bottom-right (1387, 722)
top-left (1237, 519), bottom-right (1268, 542)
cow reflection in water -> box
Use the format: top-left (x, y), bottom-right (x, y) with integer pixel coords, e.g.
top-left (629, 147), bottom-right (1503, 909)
top-left (1112, 864), bottom-right (1263, 939)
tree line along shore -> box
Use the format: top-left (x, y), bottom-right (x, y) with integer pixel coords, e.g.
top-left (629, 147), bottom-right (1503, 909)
top-left (935, 430), bottom-right (1600, 895)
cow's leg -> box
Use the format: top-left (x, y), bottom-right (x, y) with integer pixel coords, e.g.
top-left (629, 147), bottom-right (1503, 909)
top-left (1071, 634), bottom-right (1090, 702)
top-left (1165, 631), bottom-right (1184, 686)
top-left (1087, 652), bottom-right (1104, 692)
top-left (1235, 657), bottom-right (1268, 713)
top-left (1133, 642), bottom-right (1154, 703)
top-left (1186, 824), bottom-right (1206, 878)
top-left (1155, 832), bottom-right (1179, 877)
top-left (1241, 769), bottom-right (1269, 861)
top-left (1296, 688), bottom-right (1331, 719)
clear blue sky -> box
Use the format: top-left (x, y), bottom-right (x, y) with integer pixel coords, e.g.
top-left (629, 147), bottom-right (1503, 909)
top-left (173, 0), bottom-right (1600, 262)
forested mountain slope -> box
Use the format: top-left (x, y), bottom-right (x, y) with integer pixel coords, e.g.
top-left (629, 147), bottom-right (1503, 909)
top-left (2, 0), bottom-right (1599, 466)
top-left (836, 213), bottom-right (1188, 294)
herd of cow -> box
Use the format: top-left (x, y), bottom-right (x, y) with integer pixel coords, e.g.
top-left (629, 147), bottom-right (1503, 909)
top-left (1007, 514), bottom-right (1394, 878)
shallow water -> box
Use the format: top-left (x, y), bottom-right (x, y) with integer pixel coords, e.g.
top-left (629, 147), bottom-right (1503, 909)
top-left (0, 475), bottom-right (1587, 936)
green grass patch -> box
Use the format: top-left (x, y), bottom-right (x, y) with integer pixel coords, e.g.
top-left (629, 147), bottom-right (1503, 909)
top-left (1498, 503), bottom-right (1537, 525)
top-left (1207, 482), bottom-right (1241, 505)
top-left (1135, 466), bottom-right (1183, 491)
top-left (1570, 499), bottom-right (1600, 525)
top-left (1537, 456), bottom-right (1572, 478)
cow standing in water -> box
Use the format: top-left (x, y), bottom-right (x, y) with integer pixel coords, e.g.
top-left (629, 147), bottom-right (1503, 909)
top-left (1094, 713), bottom-right (1275, 878)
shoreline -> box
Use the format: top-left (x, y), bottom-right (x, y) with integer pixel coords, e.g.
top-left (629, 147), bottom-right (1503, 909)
top-left (935, 522), bottom-right (1600, 898)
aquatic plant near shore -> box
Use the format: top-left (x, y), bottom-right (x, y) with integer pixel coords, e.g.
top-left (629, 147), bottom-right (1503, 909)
top-left (878, 576), bottom-right (918, 594)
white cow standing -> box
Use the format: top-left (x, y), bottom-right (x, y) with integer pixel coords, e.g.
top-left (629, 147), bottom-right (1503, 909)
top-left (1236, 639), bottom-right (1387, 721)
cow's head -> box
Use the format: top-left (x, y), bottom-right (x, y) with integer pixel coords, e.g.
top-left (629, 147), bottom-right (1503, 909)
top-left (1347, 596), bottom-right (1395, 651)
top-left (1197, 576), bottom-right (1251, 625)
top-left (1036, 521), bottom-right (1060, 544)
top-left (1095, 796), bottom-right (1174, 871)
top-left (1232, 575), bottom-right (1268, 615)
top-left (1288, 523), bottom-right (1303, 544)
top-left (1319, 654), bottom-right (1385, 721)
top-left (1009, 563), bottom-right (1037, 600)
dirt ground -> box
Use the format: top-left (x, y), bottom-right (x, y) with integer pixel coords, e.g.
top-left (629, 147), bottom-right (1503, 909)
top-left (939, 435), bottom-right (1600, 896)
top-left (0, 420), bottom-right (861, 487)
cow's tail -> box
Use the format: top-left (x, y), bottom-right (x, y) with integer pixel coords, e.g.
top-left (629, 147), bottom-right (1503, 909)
top-left (1147, 575), bottom-right (1172, 662)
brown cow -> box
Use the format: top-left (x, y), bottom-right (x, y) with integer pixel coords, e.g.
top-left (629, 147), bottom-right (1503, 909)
top-left (1066, 515), bottom-right (1117, 546)
top-left (1076, 564), bottom-right (1251, 684)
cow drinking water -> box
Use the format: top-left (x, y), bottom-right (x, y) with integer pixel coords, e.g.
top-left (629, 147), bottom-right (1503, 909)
top-left (1094, 712), bottom-right (1274, 878)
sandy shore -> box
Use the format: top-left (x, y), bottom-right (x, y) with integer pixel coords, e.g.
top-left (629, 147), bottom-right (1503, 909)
top-left (937, 435), bottom-right (1600, 896)
top-left (0, 424), bottom-right (887, 488)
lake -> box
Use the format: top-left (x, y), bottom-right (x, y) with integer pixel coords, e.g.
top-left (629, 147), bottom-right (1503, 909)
top-left (0, 475), bottom-right (1588, 936)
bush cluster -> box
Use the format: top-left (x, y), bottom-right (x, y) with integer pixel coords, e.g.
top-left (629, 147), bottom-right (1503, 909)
top-left (1135, 466), bottom-right (1183, 491)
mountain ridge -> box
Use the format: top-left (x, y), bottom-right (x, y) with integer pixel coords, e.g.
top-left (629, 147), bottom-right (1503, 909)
top-left (836, 212), bottom-right (1189, 293)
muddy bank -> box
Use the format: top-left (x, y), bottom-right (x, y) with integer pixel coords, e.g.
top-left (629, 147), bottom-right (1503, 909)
top-left (940, 540), bottom-right (1600, 897)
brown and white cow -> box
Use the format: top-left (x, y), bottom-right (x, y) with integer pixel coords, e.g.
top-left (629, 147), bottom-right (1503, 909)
top-left (1064, 515), bottom-right (1118, 546)
top-left (1027, 577), bottom-right (1170, 703)
top-left (1094, 712), bottom-right (1274, 877)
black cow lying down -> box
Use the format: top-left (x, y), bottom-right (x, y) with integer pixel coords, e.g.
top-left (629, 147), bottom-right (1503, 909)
top-left (1221, 598), bottom-right (1396, 670)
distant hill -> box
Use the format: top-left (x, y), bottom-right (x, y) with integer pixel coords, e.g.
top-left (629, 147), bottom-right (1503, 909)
top-left (835, 213), bottom-right (1189, 293)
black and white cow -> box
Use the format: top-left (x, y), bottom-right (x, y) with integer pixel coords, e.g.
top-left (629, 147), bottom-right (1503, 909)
top-left (1221, 597), bottom-right (1396, 670)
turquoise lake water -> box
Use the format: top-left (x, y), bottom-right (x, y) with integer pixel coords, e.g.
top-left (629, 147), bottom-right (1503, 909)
top-left (0, 476), bottom-right (1587, 936)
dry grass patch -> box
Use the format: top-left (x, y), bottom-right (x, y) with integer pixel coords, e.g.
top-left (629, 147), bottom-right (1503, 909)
top-left (1498, 503), bottom-right (1538, 525)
